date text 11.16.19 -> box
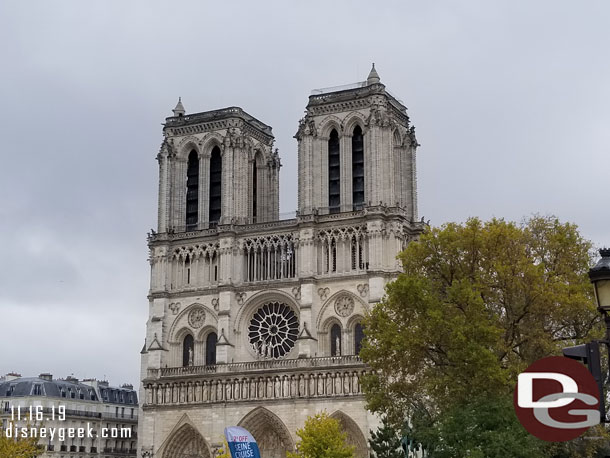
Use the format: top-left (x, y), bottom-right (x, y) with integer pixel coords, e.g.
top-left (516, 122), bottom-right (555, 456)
top-left (11, 405), bottom-right (65, 422)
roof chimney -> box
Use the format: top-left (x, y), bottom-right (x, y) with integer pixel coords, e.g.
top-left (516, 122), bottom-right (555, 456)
top-left (39, 373), bottom-right (53, 381)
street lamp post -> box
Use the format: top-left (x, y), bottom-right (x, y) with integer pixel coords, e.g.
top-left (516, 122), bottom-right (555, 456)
top-left (589, 248), bottom-right (610, 344)
top-left (587, 248), bottom-right (610, 423)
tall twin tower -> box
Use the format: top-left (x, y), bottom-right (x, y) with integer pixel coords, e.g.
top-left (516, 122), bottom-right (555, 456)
top-left (139, 65), bottom-right (424, 458)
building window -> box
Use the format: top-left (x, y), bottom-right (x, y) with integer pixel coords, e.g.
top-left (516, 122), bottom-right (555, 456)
top-left (354, 323), bottom-right (365, 355)
top-left (186, 150), bottom-right (199, 231)
top-left (33, 385), bottom-right (42, 396)
top-left (252, 161), bottom-right (258, 222)
top-left (352, 125), bottom-right (364, 209)
top-left (209, 146), bottom-right (222, 224)
top-left (330, 324), bottom-right (341, 356)
top-left (182, 334), bottom-right (194, 367)
top-left (328, 129), bottom-right (340, 213)
top-left (248, 302), bottom-right (299, 359)
top-left (185, 254), bottom-right (191, 284)
top-left (206, 332), bottom-right (217, 365)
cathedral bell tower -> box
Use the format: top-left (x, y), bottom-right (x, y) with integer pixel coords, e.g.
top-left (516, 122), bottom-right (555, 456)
top-left (295, 64), bottom-right (418, 219)
top-left (156, 103), bottom-right (280, 232)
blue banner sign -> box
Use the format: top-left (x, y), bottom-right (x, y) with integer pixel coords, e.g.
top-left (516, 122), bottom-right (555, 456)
top-left (224, 426), bottom-right (261, 458)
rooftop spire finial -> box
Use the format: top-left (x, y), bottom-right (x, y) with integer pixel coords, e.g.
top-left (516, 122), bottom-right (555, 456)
top-left (367, 63), bottom-right (380, 85)
top-left (172, 97), bottom-right (185, 116)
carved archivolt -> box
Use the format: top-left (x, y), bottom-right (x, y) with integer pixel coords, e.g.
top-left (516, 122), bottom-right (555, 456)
top-left (161, 421), bottom-right (212, 458)
top-left (167, 302), bottom-right (217, 344)
top-left (238, 407), bottom-right (294, 458)
top-left (316, 291), bottom-right (368, 332)
top-left (343, 111), bottom-right (367, 135)
top-left (317, 114), bottom-right (344, 138)
top-left (175, 135), bottom-right (202, 159)
top-left (330, 411), bottom-right (368, 458)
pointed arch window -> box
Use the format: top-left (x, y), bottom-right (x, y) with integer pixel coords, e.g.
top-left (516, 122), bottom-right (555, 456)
top-left (186, 150), bottom-right (199, 231)
top-left (209, 146), bottom-right (222, 225)
top-left (182, 334), bottom-right (194, 367)
top-left (354, 323), bottom-right (365, 355)
top-left (330, 324), bottom-right (342, 356)
top-left (328, 129), bottom-right (340, 213)
top-left (252, 159), bottom-right (258, 223)
top-left (206, 332), bottom-right (217, 365)
top-left (352, 126), bottom-right (364, 209)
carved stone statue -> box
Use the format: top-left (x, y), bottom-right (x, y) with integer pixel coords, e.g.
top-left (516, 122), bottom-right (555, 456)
top-left (188, 347), bottom-right (194, 366)
top-left (335, 336), bottom-right (341, 356)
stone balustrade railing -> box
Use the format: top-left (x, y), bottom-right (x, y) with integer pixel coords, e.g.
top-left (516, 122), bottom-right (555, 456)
top-left (147, 355), bottom-right (364, 379)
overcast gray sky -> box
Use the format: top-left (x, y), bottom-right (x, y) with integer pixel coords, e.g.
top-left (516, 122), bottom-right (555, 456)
top-left (1, 0), bottom-right (609, 387)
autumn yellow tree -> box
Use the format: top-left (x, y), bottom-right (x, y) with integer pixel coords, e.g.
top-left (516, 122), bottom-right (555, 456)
top-left (288, 412), bottom-right (354, 458)
top-left (0, 425), bottom-right (42, 458)
top-left (215, 439), bottom-right (231, 458)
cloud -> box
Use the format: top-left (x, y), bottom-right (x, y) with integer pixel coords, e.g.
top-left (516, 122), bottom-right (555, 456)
top-left (1, 0), bottom-right (609, 385)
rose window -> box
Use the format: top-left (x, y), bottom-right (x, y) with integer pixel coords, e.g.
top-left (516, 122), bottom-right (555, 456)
top-left (248, 301), bottom-right (299, 359)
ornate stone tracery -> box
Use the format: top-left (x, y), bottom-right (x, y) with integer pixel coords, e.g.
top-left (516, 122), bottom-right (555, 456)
top-left (334, 295), bottom-right (355, 317)
top-left (248, 302), bottom-right (299, 359)
top-left (242, 233), bottom-right (297, 282)
top-left (188, 307), bottom-right (206, 329)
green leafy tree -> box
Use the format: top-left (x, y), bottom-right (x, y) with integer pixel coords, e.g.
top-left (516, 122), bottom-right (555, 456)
top-left (369, 416), bottom-right (405, 458)
top-left (0, 425), bottom-right (42, 458)
top-left (360, 216), bottom-right (605, 457)
top-left (411, 394), bottom-right (544, 457)
top-left (288, 411), bottom-right (355, 458)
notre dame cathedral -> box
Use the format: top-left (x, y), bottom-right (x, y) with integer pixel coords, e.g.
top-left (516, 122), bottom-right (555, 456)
top-left (139, 65), bottom-right (424, 458)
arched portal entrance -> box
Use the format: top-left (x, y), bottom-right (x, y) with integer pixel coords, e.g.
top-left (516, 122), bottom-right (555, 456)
top-left (330, 411), bottom-right (368, 458)
top-left (162, 423), bottom-right (211, 458)
top-left (239, 407), bottom-right (294, 458)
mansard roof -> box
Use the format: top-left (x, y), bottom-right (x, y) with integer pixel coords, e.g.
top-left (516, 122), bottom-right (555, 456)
top-left (0, 375), bottom-right (138, 405)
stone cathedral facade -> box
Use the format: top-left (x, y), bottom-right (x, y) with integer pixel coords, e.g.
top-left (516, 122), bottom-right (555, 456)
top-left (139, 66), bottom-right (424, 458)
